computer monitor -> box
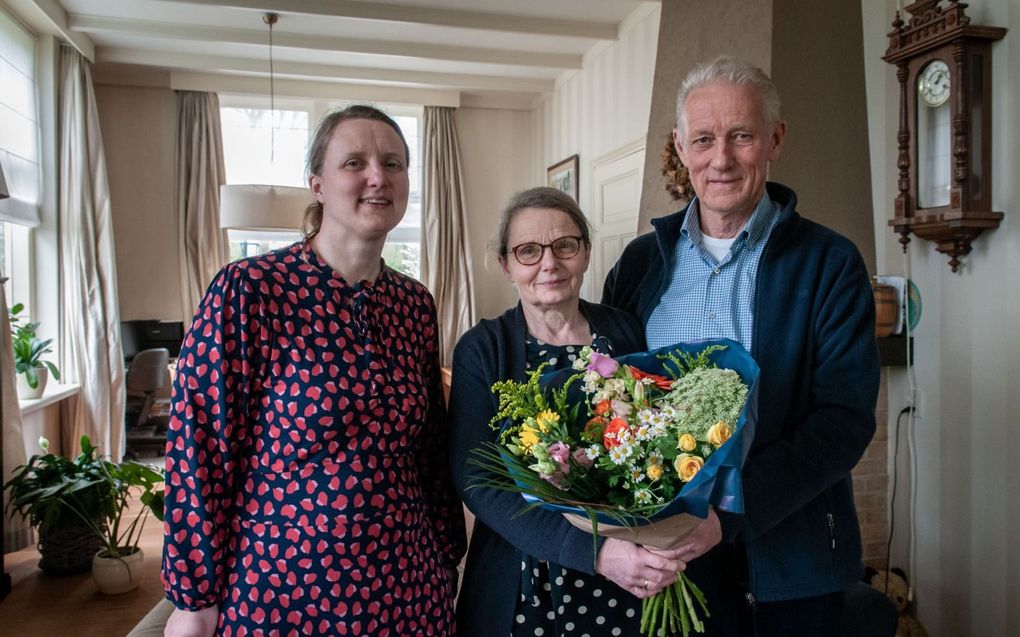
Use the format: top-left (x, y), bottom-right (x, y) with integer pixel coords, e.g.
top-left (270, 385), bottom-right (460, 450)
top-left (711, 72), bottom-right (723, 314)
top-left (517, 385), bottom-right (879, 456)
top-left (121, 320), bottom-right (184, 359)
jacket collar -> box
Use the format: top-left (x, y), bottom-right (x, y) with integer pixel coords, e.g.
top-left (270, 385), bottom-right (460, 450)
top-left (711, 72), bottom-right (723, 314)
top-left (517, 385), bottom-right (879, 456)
top-left (650, 182), bottom-right (800, 263)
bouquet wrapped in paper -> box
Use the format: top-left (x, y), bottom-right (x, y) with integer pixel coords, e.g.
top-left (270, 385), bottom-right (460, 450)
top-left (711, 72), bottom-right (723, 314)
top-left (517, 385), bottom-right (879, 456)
top-left (469, 339), bottom-right (759, 636)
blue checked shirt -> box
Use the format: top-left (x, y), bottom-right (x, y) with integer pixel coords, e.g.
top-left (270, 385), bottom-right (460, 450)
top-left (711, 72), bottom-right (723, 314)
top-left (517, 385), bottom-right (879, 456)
top-left (645, 192), bottom-right (781, 351)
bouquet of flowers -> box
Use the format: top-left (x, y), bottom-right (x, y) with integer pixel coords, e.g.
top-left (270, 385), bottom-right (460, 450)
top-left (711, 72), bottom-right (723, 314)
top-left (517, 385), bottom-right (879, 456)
top-left (469, 339), bottom-right (759, 637)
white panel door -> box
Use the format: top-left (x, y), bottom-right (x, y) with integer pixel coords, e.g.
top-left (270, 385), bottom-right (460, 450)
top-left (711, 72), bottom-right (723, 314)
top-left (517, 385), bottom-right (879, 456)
top-left (587, 141), bottom-right (644, 300)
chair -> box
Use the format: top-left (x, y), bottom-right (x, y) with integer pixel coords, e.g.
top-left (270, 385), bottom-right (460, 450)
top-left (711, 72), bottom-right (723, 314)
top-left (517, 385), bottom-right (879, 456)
top-left (125, 347), bottom-right (170, 430)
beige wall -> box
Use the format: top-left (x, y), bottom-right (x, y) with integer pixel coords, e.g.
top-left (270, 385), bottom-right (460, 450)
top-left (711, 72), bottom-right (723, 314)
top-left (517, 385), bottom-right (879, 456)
top-left (95, 80), bottom-right (184, 323)
top-left (863, 1), bottom-right (1019, 635)
top-left (453, 107), bottom-right (534, 321)
top-left (532, 4), bottom-right (660, 298)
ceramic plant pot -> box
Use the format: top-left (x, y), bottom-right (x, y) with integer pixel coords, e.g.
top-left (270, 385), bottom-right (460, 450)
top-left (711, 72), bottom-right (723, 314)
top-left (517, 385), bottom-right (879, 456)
top-left (16, 366), bottom-right (47, 399)
top-left (91, 548), bottom-right (145, 595)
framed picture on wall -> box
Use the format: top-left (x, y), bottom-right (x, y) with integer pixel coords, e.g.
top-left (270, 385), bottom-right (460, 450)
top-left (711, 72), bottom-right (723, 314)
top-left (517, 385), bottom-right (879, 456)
top-left (547, 154), bottom-right (579, 201)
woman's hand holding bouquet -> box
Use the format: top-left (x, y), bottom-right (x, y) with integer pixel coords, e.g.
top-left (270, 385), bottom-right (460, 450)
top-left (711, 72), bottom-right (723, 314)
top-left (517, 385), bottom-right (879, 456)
top-left (469, 340), bottom-right (759, 636)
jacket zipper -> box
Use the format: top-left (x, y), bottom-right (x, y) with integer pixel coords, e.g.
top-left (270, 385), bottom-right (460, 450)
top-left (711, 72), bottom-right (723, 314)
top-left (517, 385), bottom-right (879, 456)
top-left (827, 512), bottom-right (836, 550)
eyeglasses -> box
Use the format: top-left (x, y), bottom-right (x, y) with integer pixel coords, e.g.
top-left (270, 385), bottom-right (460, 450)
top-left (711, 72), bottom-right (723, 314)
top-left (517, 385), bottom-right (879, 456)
top-left (507, 236), bottom-right (584, 266)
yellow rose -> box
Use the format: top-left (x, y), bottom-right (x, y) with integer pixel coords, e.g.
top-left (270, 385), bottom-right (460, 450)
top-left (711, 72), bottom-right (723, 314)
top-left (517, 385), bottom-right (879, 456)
top-left (646, 464), bottom-right (663, 481)
top-left (674, 454), bottom-right (704, 482)
top-left (518, 424), bottom-right (539, 450)
top-left (707, 421), bottom-right (732, 448)
top-left (535, 409), bottom-right (560, 432)
top-left (677, 433), bottom-right (697, 452)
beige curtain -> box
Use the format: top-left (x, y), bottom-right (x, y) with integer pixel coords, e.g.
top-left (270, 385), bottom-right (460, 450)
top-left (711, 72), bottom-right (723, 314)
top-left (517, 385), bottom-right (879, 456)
top-left (176, 91), bottom-right (228, 320)
top-left (58, 45), bottom-right (125, 460)
top-left (1, 278), bottom-right (31, 551)
top-left (421, 106), bottom-right (476, 366)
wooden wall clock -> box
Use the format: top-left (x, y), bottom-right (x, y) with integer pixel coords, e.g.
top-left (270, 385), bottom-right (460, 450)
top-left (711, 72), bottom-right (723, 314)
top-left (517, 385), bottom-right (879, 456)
top-left (883, 0), bottom-right (1006, 272)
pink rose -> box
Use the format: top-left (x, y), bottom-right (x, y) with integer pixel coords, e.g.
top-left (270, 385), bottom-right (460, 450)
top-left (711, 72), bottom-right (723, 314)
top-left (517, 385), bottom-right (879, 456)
top-left (547, 442), bottom-right (571, 473)
top-left (571, 447), bottom-right (593, 469)
top-left (587, 352), bottom-right (619, 378)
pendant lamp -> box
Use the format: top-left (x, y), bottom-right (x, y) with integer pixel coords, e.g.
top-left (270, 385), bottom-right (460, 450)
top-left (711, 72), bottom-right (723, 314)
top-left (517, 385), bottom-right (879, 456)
top-left (219, 13), bottom-right (309, 231)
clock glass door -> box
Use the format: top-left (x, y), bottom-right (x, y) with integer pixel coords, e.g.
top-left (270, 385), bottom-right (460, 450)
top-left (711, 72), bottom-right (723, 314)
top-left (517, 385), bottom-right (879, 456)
top-left (917, 60), bottom-right (951, 208)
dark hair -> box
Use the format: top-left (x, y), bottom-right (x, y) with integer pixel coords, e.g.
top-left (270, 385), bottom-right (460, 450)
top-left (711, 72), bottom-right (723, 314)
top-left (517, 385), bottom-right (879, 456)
top-left (302, 104), bottom-right (410, 240)
top-left (496, 187), bottom-right (592, 259)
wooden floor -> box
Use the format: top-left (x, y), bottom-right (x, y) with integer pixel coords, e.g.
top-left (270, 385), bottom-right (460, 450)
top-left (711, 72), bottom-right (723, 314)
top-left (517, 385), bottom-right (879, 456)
top-left (0, 509), bottom-right (165, 637)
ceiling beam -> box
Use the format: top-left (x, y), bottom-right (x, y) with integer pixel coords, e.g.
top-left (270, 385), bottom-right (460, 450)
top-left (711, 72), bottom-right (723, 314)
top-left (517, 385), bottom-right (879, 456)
top-left (6, 0), bottom-right (95, 60)
top-left (96, 48), bottom-right (555, 93)
top-left (168, 71), bottom-right (461, 107)
top-left (68, 14), bottom-right (583, 69)
top-left (150, 0), bottom-right (619, 39)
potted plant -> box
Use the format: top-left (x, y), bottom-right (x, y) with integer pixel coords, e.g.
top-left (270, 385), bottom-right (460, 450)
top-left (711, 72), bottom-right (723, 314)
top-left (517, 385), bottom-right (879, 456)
top-left (75, 447), bottom-right (164, 594)
top-left (9, 302), bottom-right (61, 399)
top-left (3, 436), bottom-right (110, 574)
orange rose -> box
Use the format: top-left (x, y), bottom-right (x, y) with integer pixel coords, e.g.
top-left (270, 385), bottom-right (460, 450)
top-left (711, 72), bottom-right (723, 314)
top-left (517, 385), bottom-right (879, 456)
top-left (674, 454), bottom-right (704, 482)
top-left (706, 421), bottom-right (732, 448)
top-left (602, 418), bottom-right (631, 449)
top-left (583, 416), bottom-right (606, 441)
top-left (677, 433), bottom-right (697, 452)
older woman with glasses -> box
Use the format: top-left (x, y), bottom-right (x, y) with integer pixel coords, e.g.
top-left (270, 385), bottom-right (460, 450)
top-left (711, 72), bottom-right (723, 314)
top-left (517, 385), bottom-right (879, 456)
top-left (448, 187), bottom-right (687, 637)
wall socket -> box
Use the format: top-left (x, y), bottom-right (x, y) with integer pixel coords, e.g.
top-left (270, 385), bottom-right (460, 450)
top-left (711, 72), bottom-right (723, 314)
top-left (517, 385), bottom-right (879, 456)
top-left (911, 389), bottom-right (924, 421)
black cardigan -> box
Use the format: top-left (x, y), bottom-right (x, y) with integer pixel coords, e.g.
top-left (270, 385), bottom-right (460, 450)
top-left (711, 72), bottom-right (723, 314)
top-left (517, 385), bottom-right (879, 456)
top-left (447, 300), bottom-right (644, 635)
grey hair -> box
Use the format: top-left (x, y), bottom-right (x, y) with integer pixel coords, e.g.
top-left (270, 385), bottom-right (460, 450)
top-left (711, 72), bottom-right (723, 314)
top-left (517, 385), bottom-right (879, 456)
top-left (495, 187), bottom-right (592, 258)
top-left (675, 56), bottom-right (781, 135)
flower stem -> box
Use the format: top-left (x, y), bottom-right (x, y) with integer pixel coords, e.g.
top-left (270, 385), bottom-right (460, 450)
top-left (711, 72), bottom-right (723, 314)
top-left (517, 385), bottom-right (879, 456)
top-left (638, 573), bottom-right (708, 637)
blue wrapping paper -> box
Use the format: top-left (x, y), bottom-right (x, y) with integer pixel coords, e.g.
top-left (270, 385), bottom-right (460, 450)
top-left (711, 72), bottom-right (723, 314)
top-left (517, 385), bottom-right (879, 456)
top-left (511, 338), bottom-right (760, 526)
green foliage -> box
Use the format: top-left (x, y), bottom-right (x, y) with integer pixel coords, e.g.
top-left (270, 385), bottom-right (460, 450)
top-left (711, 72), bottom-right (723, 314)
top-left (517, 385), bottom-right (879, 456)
top-left (88, 456), bottom-right (165, 559)
top-left (658, 344), bottom-right (725, 379)
top-left (3, 435), bottom-right (164, 559)
top-left (488, 363), bottom-right (551, 429)
top-left (8, 302), bottom-right (61, 389)
top-left (3, 435), bottom-right (111, 534)
top-left (489, 364), bottom-right (584, 431)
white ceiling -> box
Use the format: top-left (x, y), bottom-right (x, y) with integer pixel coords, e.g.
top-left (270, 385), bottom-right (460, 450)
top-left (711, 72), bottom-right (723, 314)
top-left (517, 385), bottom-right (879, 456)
top-left (19, 0), bottom-right (660, 109)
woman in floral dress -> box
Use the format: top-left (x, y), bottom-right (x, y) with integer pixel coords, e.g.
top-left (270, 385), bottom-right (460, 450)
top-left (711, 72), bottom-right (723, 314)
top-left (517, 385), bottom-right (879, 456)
top-left (162, 105), bottom-right (466, 637)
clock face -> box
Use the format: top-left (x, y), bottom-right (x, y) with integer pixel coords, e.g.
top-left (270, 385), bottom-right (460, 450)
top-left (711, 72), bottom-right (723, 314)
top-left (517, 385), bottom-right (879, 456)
top-left (918, 60), bottom-right (951, 108)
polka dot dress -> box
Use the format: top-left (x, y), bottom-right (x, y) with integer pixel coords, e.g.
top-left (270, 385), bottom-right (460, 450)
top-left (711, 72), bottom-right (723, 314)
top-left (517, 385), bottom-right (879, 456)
top-left (162, 242), bottom-right (466, 636)
top-left (512, 335), bottom-right (643, 637)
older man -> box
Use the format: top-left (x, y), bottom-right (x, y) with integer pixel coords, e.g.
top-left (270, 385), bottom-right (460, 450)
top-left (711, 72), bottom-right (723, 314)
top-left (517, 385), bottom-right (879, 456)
top-left (603, 56), bottom-right (879, 635)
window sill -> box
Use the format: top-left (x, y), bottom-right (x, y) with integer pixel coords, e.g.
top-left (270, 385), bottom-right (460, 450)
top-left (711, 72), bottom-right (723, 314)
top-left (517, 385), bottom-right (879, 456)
top-left (18, 383), bottom-right (80, 417)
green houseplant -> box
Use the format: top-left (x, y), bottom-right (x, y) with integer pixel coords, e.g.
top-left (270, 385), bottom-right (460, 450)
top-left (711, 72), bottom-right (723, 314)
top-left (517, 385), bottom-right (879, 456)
top-left (85, 454), bottom-right (165, 560)
top-left (84, 443), bottom-right (164, 594)
top-left (3, 436), bottom-right (110, 574)
top-left (9, 302), bottom-right (61, 396)
top-left (4, 435), bottom-right (165, 590)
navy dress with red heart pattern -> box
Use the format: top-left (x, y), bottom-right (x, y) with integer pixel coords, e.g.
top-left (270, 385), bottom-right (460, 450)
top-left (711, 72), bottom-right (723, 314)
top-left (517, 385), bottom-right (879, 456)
top-left (161, 242), bottom-right (466, 636)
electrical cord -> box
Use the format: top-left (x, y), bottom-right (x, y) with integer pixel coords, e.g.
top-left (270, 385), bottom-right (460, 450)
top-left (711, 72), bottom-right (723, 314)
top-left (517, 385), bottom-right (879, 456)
top-left (884, 404), bottom-right (913, 593)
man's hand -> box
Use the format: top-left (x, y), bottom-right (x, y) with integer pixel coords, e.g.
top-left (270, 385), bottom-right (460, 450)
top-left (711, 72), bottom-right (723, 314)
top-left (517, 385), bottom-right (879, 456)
top-left (646, 508), bottom-right (722, 563)
top-left (595, 537), bottom-right (686, 599)
top-left (164, 605), bottom-right (219, 637)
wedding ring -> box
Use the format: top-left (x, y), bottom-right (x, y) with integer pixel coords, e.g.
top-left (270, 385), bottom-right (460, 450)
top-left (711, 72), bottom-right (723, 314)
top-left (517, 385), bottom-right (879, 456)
top-left (642, 579), bottom-right (649, 590)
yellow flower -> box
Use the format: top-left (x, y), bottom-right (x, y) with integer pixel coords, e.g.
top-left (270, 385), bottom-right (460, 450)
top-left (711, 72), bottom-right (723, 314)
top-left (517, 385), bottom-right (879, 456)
top-left (646, 464), bottom-right (663, 481)
top-left (535, 409), bottom-right (560, 433)
top-left (674, 454), bottom-right (704, 482)
top-left (677, 433), bottom-right (697, 452)
top-left (519, 424), bottom-right (539, 450)
top-left (707, 421), bottom-right (732, 448)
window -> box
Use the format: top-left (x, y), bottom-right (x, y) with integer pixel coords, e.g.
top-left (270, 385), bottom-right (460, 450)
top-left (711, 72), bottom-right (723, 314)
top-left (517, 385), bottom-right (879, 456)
top-left (0, 7), bottom-right (39, 309)
top-left (219, 98), bottom-right (422, 278)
